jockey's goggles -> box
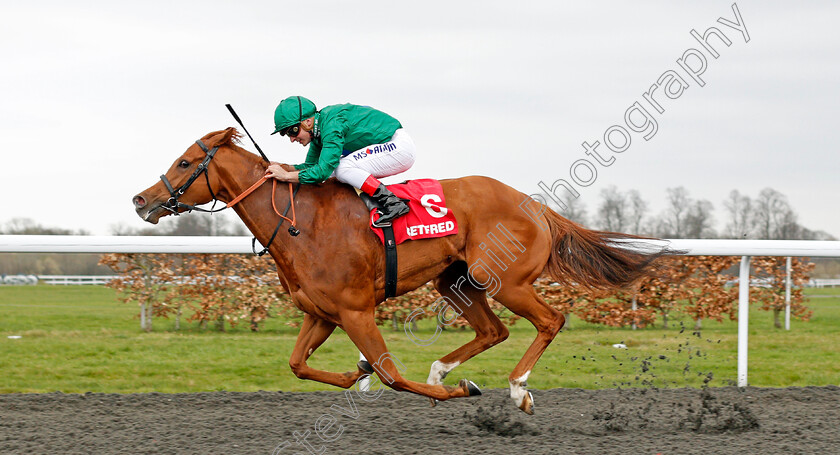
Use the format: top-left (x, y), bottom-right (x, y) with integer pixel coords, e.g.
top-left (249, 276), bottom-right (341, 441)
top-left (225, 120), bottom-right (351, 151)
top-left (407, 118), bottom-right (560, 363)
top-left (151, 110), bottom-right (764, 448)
top-left (279, 123), bottom-right (301, 137)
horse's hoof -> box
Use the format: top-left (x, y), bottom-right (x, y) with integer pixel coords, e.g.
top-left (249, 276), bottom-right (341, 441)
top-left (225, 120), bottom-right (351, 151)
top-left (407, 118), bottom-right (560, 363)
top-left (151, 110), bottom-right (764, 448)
top-left (518, 391), bottom-right (535, 415)
top-left (357, 360), bottom-right (374, 374)
top-left (459, 379), bottom-right (482, 397)
top-left (429, 397), bottom-right (439, 407)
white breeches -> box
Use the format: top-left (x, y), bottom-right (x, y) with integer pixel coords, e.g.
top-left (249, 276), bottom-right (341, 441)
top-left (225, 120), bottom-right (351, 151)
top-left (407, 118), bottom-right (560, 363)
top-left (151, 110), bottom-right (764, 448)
top-left (333, 129), bottom-right (416, 189)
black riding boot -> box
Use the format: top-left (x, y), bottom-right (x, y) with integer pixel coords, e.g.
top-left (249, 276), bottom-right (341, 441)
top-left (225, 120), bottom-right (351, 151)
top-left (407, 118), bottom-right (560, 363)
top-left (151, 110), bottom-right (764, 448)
top-left (371, 184), bottom-right (409, 227)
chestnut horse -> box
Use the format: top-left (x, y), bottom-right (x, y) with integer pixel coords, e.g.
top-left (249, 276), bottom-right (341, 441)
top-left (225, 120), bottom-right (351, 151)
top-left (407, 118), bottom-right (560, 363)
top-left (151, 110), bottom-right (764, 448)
top-left (133, 127), bottom-right (670, 414)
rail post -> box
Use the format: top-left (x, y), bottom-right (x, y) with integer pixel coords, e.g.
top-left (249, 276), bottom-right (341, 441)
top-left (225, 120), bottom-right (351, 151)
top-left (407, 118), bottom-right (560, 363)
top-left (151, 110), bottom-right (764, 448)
top-left (738, 255), bottom-right (751, 387)
top-left (785, 256), bottom-right (792, 331)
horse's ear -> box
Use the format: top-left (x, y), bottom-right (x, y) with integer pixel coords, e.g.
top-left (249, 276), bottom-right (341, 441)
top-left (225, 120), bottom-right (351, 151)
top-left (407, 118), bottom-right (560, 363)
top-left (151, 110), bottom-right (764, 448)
top-left (202, 127), bottom-right (238, 148)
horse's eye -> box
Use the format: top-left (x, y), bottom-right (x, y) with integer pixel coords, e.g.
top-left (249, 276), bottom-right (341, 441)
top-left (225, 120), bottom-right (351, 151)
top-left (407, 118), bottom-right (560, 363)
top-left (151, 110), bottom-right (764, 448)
top-left (179, 160), bottom-right (190, 168)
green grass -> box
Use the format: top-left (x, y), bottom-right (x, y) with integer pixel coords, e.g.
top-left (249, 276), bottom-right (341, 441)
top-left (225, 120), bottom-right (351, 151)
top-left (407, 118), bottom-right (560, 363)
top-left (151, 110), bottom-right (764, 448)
top-left (1, 286), bottom-right (838, 393)
top-left (804, 287), bottom-right (840, 296)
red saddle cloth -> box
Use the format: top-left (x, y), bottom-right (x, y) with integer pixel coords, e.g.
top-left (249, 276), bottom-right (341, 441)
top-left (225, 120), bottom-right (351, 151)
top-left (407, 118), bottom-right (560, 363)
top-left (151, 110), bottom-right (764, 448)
top-left (370, 179), bottom-right (458, 245)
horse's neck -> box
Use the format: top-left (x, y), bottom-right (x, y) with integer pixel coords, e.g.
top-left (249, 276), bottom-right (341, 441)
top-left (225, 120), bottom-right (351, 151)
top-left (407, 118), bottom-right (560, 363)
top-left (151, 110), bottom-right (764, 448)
top-left (214, 149), bottom-right (307, 288)
top-left (213, 148), bottom-right (268, 203)
top-left (212, 148), bottom-right (364, 290)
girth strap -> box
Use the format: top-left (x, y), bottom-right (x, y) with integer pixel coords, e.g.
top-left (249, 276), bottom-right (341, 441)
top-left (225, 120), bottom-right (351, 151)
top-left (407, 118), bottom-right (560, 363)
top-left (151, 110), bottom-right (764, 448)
top-left (358, 191), bottom-right (399, 298)
top-left (381, 225), bottom-right (398, 298)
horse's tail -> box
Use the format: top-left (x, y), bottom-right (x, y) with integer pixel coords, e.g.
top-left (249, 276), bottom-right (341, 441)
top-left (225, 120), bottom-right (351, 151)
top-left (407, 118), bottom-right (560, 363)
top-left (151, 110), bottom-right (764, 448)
top-left (543, 209), bottom-right (676, 290)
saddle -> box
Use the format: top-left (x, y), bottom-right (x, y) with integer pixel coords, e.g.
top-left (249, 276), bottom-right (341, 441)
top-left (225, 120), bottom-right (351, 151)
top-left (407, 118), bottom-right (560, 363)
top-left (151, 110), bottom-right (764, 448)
top-left (355, 179), bottom-right (459, 299)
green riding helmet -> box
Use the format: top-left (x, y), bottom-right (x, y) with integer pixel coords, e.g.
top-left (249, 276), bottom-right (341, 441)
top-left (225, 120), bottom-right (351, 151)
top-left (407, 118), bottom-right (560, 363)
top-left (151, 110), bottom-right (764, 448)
top-left (272, 96), bottom-right (317, 135)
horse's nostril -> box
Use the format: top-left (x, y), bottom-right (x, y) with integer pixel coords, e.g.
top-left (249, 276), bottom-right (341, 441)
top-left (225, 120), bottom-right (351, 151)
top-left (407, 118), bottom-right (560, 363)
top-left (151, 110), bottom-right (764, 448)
top-left (133, 195), bottom-right (146, 208)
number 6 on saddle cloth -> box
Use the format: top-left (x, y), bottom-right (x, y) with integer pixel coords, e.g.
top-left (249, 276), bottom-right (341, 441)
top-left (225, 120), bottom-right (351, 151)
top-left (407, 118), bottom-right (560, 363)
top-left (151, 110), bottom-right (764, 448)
top-left (359, 178), bottom-right (459, 298)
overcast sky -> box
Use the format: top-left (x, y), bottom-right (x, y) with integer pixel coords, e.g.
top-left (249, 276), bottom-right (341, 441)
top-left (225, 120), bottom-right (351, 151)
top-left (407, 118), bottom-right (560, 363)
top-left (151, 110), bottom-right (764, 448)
top-left (1, 1), bottom-right (837, 238)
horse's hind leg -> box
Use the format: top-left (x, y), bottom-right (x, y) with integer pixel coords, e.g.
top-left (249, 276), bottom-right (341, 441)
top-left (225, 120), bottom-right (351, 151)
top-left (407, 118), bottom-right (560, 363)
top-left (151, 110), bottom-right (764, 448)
top-left (339, 309), bottom-right (482, 402)
top-left (425, 262), bottom-right (509, 393)
top-left (288, 313), bottom-right (368, 389)
top-left (491, 284), bottom-right (565, 415)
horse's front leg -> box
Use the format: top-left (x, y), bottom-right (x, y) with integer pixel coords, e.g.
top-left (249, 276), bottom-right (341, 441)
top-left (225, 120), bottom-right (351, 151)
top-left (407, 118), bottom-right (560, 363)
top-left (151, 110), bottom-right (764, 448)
top-left (288, 313), bottom-right (368, 389)
top-left (339, 310), bottom-right (482, 402)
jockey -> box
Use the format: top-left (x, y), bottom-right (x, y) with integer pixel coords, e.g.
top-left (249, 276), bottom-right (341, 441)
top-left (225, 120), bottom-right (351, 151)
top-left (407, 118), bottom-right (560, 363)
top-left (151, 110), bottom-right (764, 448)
top-left (266, 96), bottom-right (415, 227)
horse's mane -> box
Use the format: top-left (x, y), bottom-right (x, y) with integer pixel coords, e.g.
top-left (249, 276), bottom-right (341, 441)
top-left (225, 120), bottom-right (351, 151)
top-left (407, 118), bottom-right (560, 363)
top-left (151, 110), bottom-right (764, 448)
top-left (228, 129), bottom-right (244, 145)
top-left (200, 128), bottom-right (264, 165)
top-left (199, 127), bottom-right (242, 146)
top-left (222, 129), bottom-right (247, 152)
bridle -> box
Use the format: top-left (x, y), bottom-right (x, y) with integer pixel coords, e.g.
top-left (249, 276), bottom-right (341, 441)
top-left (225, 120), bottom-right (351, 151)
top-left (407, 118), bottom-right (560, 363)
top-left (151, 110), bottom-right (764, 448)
top-left (159, 139), bottom-right (222, 215)
top-left (157, 138), bottom-right (301, 255)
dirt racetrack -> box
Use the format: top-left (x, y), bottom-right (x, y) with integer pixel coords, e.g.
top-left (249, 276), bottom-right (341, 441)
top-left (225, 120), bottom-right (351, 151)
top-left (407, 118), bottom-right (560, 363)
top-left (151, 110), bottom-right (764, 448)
top-left (1, 386), bottom-right (838, 454)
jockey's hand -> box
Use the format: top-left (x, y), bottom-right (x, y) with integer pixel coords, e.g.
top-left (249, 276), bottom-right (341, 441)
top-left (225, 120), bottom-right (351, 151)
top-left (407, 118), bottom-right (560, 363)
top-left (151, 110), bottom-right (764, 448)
top-left (269, 162), bottom-right (296, 171)
top-left (266, 163), bottom-right (299, 182)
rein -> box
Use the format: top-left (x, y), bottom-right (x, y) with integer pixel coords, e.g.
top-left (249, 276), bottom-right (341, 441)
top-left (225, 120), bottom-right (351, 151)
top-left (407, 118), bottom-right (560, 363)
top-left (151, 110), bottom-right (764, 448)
top-left (226, 175), bottom-right (302, 256)
top-left (158, 138), bottom-right (301, 255)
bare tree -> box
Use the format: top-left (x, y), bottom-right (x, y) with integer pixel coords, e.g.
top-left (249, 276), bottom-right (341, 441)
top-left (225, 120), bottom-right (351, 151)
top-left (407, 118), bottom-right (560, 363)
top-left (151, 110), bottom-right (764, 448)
top-left (109, 212), bottom-right (249, 236)
top-left (1, 217), bottom-right (87, 235)
top-left (157, 213), bottom-right (248, 236)
top-left (775, 207), bottom-right (802, 240)
top-left (684, 200), bottom-right (716, 238)
top-left (0, 218), bottom-right (101, 275)
top-left (657, 187), bottom-right (690, 238)
top-left (109, 222), bottom-right (159, 236)
top-left (722, 190), bottom-right (752, 239)
top-left (596, 186), bottom-right (628, 232)
top-left (641, 217), bottom-right (663, 237)
top-left (752, 188), bottom-right (797, 240)
top-left (654, 187), bottom-right (715, 238)
top-left (627, 189), bottom-right (649, 235)
top-left (801, 229), bottom-right (837, 241)
top-left (559, 193), bottom-right (589, 226)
